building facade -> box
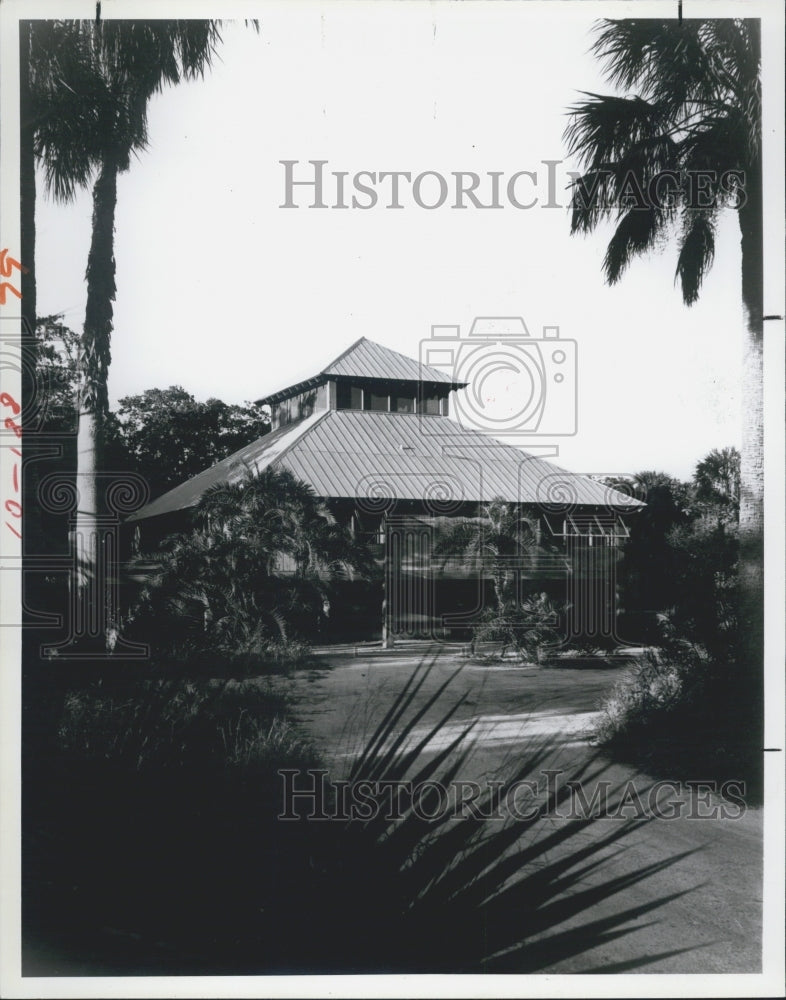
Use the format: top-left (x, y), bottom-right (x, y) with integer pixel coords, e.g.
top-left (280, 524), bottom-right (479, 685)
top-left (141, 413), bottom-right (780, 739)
top-left (126, 337), bottom-right (641, 643)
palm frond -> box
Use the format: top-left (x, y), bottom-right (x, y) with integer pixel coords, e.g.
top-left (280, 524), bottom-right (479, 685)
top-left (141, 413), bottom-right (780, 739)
top-left (674, 209), bottom-right (716, 305)
top-left (565, 92), bottom-right (672, 168)
top-left (566, 18), bottom-right (761, 303)
top-left (602, 205), bottom-right (666, 284)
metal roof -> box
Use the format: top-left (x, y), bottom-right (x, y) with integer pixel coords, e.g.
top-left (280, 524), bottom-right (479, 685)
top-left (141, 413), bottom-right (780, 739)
top-left (256, 337), bottom-right (463, 404)
top-left (128, 409), bottom-right (643, 522)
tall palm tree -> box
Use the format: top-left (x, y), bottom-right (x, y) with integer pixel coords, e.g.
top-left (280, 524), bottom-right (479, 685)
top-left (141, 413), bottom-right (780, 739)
top-left (32, 20), bottom-right (232, 646)
top-left (564, 19), bottom-right (763, 665)
top-left (21, 22), bottom-right (100, 560)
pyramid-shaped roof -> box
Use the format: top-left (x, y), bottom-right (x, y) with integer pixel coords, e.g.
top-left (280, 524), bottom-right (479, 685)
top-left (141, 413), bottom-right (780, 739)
top-left (127, 408), bottom-right (643, 522)
top-left (257, 337), bottom-right (464, 404)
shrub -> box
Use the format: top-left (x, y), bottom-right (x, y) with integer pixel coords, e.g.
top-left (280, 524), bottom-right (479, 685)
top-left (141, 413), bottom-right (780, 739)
top-left (127, 466), bottom-right (375, 662)
top-left (56, 676), bottom-right (315, 773)
top-left (471, 592), bottom-right (565, 664)
top-left (592, 648), bottom-right (689, 747)
top-left (590, 616), bottom-right (760, 797)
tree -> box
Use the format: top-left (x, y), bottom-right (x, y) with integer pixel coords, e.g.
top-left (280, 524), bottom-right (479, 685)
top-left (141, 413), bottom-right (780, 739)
top-left (21, 22), bottom-right (103, 561)
top-left (434, 499), bottom-right (540, 613)
top-left (693, 446), bottom-right (740, 516)
top-left (610, 453), bottom-right (742, 653)
top-left (132, 467), bottom-right (373, 660)
top-left (111, 387), bottom-right (270, 499)
top-left (30, 20), bottom-right (235, 647)
top-left (565, 19), bottom-right (763, 668)
top-left (431, 500), bottom-right (564, 660)
top-left (34, 314), bottom-right (82, 431)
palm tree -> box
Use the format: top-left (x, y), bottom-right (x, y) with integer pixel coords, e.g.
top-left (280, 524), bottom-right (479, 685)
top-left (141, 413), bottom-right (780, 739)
top-left (134, 466), bottom-right (373, 655)
top-left (693, 446), bottom-right (740, 514)
top-left (432, 499), bottom-right (563, 658)
top-left (565, 19), bottom-right (763, 666)
top-left (21, 22), bottom-right (97, 560)
top-left (30, 20), bottom-right (236, 646)
top-left (434, 499), bottom-right (540, 613)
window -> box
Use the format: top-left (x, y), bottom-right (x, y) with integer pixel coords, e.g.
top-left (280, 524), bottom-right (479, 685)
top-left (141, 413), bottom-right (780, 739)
top-left (337, 382), bottom-right (364, 410)
top-left (393, 394), bottom-right (415, 413)
top-left (364, 391), bottom-right (389, 412)
top-left (420, 392), bottom-right (441, 415)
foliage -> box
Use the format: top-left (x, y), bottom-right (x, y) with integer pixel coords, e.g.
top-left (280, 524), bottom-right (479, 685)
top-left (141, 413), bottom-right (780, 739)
top-left (592, 644), bottom-right (702, 748)
top-left (611, 470), bottom-right (694, 617)
top-left (57, 676), bottom-right (313, 773)
top-left (434, 499), bottom-right (543, 611)
top-left (26, 657), bottom-right (696, 973)
top-left (593, 449), bottom-right (758, 793)
top-left (471, 592), bottom-right (565, 664)
top-left (565, 18), bottom-right (760, 306)
top-left (35, 314), bottom-right (81, 430)
top-left (664, 516), bottom-right (739, 658)
top-left (110, 386), bottom-right (270, 498)
top-left (693, 446), bottom-right (740, 514)
top-left (129, 466), bottom-right (375, 664)
top-left (591, 625), bottom-right (759, 797)
top-left (611, 452), bottom-right (740, 651)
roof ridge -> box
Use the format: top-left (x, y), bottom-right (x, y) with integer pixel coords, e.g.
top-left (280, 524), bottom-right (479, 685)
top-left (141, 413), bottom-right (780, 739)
top-left (267, 408), bottom-right (332, 467)
top-left (320, 336), bottom-right (367, 375)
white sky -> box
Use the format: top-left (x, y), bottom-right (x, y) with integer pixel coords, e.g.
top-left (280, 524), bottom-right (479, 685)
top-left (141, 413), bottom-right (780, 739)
top-left (33, 2), bottom-right (758, 481)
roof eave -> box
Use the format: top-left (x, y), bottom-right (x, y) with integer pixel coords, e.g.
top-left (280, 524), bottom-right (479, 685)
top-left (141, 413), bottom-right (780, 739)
top-left (257, 373), bottom-right (468, 405)
top-left (255, 374), bottom-right (328, 406)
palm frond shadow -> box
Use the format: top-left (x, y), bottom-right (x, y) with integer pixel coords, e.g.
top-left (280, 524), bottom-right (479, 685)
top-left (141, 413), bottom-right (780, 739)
top-left (284, 654), bottom-right (703, 973)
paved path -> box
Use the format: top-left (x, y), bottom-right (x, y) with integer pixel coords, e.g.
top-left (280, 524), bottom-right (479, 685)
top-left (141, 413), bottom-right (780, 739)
top-left (288, 643), bottom-right (763, 974)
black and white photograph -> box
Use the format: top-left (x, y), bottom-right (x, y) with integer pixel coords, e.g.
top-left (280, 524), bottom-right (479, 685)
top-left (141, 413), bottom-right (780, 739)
top-left (0, 0), bottom-right (783, 996)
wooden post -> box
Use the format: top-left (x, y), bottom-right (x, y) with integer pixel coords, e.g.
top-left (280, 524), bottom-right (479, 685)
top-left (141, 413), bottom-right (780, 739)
top-left (381, 511), bottom-right (395, 649)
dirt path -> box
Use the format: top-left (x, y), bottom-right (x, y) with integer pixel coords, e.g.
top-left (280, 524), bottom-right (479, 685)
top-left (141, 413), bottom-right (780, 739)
top-left (288, 642), bottom-right (763, 974)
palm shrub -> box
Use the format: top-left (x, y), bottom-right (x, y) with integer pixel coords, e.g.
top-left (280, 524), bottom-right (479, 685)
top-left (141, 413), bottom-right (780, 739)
top-left (433, 499), bottom-right (565, 662)
top-left (433, 498), bottom-right (542, 612)
top-left (128, 466), bottom-right (374, 669)
top-left (472, 591), bottom-right (565, 663)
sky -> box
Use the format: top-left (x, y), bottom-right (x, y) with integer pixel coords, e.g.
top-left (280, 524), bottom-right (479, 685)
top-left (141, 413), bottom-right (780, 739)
top-left (32, 1), bottom-right (756, 482)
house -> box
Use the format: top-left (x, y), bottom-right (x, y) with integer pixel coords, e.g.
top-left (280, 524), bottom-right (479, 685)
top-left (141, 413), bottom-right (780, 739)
top-left (126, 336), bottom-right (642, 643)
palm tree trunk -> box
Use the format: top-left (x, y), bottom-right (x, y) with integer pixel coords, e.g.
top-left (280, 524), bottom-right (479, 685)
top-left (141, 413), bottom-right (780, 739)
top-left (492, 566), bottom-right (506, 613)
top-left (19, 22), bottom-right (41, 561)
top-left (737, 163), bottom-right (763, 671)
top-left (19, 22), bottom-right (36, 374)
top-left (72, 158), bottom-right (117, 644)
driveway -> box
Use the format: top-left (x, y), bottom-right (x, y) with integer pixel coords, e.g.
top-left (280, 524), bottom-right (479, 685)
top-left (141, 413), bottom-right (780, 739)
top-left (288, 641), bottom-right (763, 974)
